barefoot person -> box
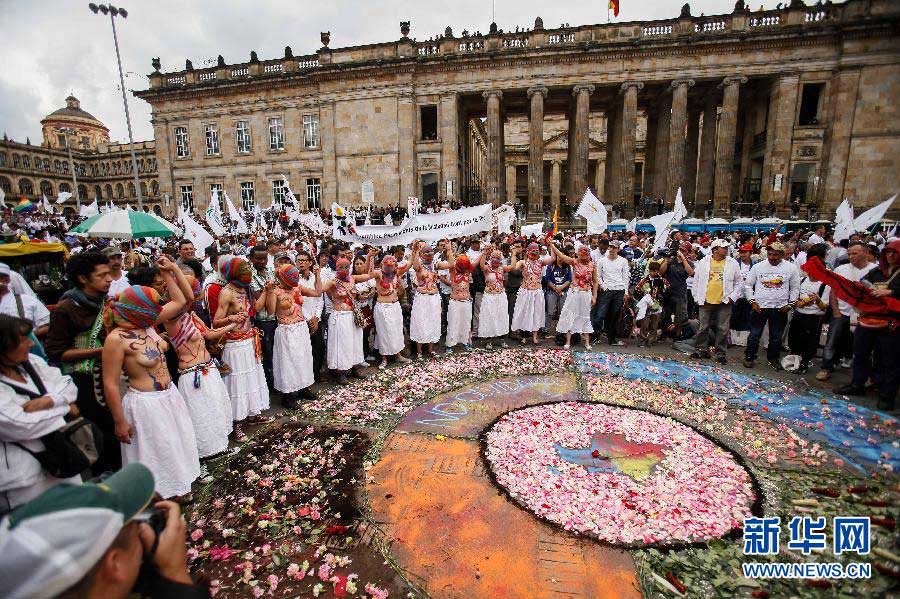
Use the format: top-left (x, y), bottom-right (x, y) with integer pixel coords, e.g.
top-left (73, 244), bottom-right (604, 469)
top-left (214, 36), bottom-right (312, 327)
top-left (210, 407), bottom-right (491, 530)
top-left (550, 242), bottom-right (597, 349)
top-left (477, 245), bottom-right (517, 348)
top-left (213, 257), bottom-right (273, 441)
top-left (410, 242), bottom-right (447, 358)
top-left (267, 263), bottom-right (322, 407)
top-left (444, 247), bottom-right (475, 353)
top-left (101, 257), bottom-right (200, 500)
top-left (321, 250), bottom-right (376, 384)
top-left (161, 264), bottom-right (237, 459)
top-left (372, 255), bottom-right (412, 369)
top-left (511, 241), bottom-right (555, 344)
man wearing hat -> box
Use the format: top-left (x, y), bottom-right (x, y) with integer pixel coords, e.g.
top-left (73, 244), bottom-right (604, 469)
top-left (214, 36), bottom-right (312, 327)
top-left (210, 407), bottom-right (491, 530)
top-left (690, 239), bottom-right (743, 364)
top-left (0, 463), bottom-right (206, 598)
top-left (0, 263), bottom-right (50, 340)
top-left (104, 245), bottom-right (131, 299)
top-left (742, 241), bottom-right (801, 369)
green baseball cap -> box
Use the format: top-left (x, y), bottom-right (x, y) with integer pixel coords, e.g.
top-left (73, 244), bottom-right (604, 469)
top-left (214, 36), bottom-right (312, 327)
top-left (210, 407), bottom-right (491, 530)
top-left (0, 463), bottom-right (155, 599)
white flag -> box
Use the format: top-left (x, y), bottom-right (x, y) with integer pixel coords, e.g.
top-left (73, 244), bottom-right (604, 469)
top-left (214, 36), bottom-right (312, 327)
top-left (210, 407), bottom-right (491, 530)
top-left (672, 187), bottom-right (687, 222)
top-left (56, 191), bottom-right (73, 204)
top-left (205, 190), bottom-right (226, 236)
top-left (224, 192), bottom-right (248, 234)
top-left (80, 200), bottom-right (99, 217)
top-left (273, 220), bottom-right (283, 236)
top-left (626, 217), bottom-right (637, 233)
top-left (178, 206), bottom-right (214, 255)
top-left (0, 186), bottom-right (5, 208)
top-left (853, 195), bottom-right (896, 234)
top-left (651, 210), bottom-right (678, 253)
top-left (833, 198), bottom-right (855, 242)
top-left (41, 195), bottom-right (54, 214)
top-left (575, 189), bottom-right (608, 232)
top-left (521, 222), bottom-right (544, 238)
top-left (407, 196), bottom-right (419, 217)
top-left (384, 212), bottom-right (393, 226)
top-left (332, 202), bottom-right (355, 237)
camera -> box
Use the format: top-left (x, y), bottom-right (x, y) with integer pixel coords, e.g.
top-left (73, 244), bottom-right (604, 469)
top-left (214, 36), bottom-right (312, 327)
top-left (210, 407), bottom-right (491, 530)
top-left (133, 507), bottom-right (166, 536)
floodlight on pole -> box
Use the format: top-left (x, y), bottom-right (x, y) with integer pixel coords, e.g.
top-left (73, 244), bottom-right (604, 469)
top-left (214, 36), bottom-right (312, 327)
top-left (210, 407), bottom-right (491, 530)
top-left (88, 3), bottom-right (144, 211)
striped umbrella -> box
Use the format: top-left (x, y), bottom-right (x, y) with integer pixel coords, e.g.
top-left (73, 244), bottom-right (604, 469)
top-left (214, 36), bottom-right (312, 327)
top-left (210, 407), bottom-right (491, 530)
top-left (69, 208), bottom-right (181, 239)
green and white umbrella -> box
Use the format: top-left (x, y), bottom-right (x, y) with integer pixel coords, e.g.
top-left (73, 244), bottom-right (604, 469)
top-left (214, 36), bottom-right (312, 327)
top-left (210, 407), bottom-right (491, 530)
top-left (69, 209), bottom-right (182, 239)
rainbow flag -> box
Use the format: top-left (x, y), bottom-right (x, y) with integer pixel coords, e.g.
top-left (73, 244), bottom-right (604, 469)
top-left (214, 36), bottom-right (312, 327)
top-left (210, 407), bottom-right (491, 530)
top-left (13, 198), bottom-right (35, 213)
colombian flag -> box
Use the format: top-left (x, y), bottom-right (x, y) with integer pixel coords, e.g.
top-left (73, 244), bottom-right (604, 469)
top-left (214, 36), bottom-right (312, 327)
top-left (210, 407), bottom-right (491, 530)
top-left (545, 208), bottom-right (558, 242)
top-left (13, 198), bottom-right (35, 213)
top-left (609, 0), bottom-right (620, 17)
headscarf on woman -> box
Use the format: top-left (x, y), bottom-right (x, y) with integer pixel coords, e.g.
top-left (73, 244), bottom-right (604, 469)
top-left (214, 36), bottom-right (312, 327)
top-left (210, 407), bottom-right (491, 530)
top-left (219, 257), bottom-right (252, 288)
top-left (105, 285), bottom-right (163, 330)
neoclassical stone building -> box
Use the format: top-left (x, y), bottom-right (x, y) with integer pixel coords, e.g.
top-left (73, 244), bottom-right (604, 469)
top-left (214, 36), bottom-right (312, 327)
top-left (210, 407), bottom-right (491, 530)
top-left (136, 0), bottom-right (899, 220)
top-left (0, 96), bottom-right (162, 213)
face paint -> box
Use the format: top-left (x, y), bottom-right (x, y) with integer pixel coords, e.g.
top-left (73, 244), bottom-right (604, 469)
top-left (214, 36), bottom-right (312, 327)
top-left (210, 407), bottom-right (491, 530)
top-left (275, 264), bottom-right (301, 288)
top-left (527, 242), bottom-right (540, 259)
top-left (381, 256), bottom-right (397, 275)
top-left (336, 258), bottom-right (351, 281)
top-left (577, 247), bottom-right (590, 262)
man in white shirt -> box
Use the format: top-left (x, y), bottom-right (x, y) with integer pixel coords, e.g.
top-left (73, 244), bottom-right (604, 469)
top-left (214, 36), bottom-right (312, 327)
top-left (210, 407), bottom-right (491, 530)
top-left (592, 241), bottom-right (631, 346)
top-left (816, 242), bottom-right (875, 380)
top-left (0, 264), bottom-right (50, 338)
top-left (690, 239), bottom-right (743, 364)
top-left (808, 225), bottom-right (826, 246)
top-left (104, 246), bottom-right (130, 298)
top-left (743, 242), bottom-right (801, 369)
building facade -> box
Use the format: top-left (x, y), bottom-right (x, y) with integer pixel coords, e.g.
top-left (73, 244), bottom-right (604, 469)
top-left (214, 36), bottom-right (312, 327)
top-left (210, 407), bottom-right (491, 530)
top-left (136, 0), bottom-right (899, 220)
top-left (0, 96), bottom-right (162, 213)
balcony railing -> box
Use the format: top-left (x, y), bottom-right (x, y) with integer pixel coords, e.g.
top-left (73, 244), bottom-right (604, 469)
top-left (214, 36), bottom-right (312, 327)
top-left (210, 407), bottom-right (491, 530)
top-left (417, 44), bottom-right (439, 56)
top-left (642, 24), bottom-right (673, 37)
top-left (749, 14), bottom-right (781, 28)
top-left (230, 67), bottom-right (249, 77)
top-left (263, 63), bottom-right (283, 73)
top-left (297, 58), bottom-right (320, 70)
top-left (166, 75), bottom-right (186, 85)
top-left (198, 71), bottom-right (216, 81)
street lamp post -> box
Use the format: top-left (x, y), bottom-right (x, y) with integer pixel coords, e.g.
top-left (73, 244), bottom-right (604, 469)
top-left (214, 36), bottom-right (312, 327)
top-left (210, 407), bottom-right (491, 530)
top-left (57, 128), bottom-right (81, 210)
top-left (88, 3), bottom-right (143, 212)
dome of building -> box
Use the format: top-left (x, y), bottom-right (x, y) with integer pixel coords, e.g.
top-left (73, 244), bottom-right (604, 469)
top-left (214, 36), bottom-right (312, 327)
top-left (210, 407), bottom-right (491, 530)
top-left (44, 95), bottom-right (106, 126)
top-left (40, 95), bottom-right (110, 151)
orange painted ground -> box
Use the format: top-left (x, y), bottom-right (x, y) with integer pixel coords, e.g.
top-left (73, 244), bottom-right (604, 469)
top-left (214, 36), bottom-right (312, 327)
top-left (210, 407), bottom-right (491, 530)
top-left (369, 431), bottom-right (641, 599)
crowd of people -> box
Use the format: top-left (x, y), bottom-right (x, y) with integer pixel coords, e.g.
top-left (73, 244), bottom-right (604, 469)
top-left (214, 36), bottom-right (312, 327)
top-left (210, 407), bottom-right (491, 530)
top-left (0, 207), bottom-right (897, 597)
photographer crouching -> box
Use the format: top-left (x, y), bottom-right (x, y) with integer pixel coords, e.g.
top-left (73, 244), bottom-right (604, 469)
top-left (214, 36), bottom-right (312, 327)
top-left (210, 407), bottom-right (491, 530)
top-left (0, 463), bottom-right (208, 598)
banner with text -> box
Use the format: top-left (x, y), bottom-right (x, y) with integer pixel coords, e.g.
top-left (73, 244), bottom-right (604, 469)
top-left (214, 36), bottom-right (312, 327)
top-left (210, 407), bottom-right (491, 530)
top-left (333, 203), bottom-right (492, 247)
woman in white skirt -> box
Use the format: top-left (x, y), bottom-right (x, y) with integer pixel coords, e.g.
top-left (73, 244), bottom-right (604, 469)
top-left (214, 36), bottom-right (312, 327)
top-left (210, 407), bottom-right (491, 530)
top-left (550, 242), bottom-right (598, 349)
top-left (409, 242), bottom-right (446, 358)
top-left (160, 265), bottom-right (237, 459)
top-left (322, 251), bottom-right (377, 384)
top-left (511, 241), bottom-right (555, 344)
top-left (444, 250), bottom-right (475, 352)
top-left (372, 255), bottom-right (412, 369)
top-left (267, 263), bottom-right (322, 406)
top-left (477, 246), bottom-right (516, 348)
top-left (101, 257), bottom-right (200, 500)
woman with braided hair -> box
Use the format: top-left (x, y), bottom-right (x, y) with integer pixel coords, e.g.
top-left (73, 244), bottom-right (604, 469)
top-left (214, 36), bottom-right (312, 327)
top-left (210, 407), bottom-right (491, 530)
top-left (511, 241), bottom-right (555, 344)
top-left (372, 254), bottom-right (412, 369)
top-left (266, 263), bottom-right (322, 407)
top-left (549, 242), bottom-right (598, 349)
top-left (101, 256), bottom-right (200, 500)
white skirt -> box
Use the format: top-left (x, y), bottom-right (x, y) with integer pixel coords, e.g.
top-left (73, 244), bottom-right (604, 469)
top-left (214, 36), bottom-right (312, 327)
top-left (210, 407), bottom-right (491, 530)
top-left (374, 301), bottom-right (405, 356)
top-left (177, 364), bottom-right (232, 458)
top-left (446, 298), bottom-right (473, 347)
top-left (273, 321), bottom-right (315, 393)
top-left (222, 336), bottom-right (270, 421)
top-left (512, 287), bottom-right (545, 332)
top-left (410, 293), bottom-right (442, 343)
top-left (121, 385), bottom-right (200, 499)
top-left (556, 289), bottom-right (594, 334)
top-left (327, 310), bottom-right (365, 370)
top-left (478, 292), bottom-right (510, 338)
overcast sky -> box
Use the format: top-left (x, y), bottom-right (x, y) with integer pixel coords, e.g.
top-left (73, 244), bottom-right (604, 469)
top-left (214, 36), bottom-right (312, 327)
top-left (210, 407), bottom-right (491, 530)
top-left (1, 0), bottom-right (750, 144)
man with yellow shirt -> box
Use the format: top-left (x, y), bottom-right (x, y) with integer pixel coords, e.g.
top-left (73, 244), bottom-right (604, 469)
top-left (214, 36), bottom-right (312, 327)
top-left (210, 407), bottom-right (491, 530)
top-left (690, 239), bottom-right (743, 364)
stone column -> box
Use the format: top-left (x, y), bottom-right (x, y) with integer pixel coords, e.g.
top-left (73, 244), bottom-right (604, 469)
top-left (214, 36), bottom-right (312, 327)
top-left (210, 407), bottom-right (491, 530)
top-left (604, 104), bottom-right (621, 203)
top-left (684, 105), bottom-right (701, 207)
top-left (653, 95), bottom-right (671, 199)
top-left (483, 90), bottom-right (504, 207)
top-left (398, 93), bottom-right (417, 203)
top-left (595, 159), bottom-right (605, 197)
top-left (695, 95), bottom-right (718, 205)
top-left (440, 93), bottom-right (459, 202)
top-left (319, 100), bottom-right (338, 206)
top-left (550, 160), bottom-right (561, 213)
top-left (713, 75), bottom-right (747, 210)
top-left (761, 74), bottom-right (800, 206)
top-left (820, 69), bottom-right (860, 209)
top-left (527, 86), bottom-right (548, 216)
top-left (567, 84), bottom-right (594, 206)
top-left (506, 163), bottom-right (517, 203)
top-left (619, 82), bottom-right (643, 206)
top-left (643, 111), bottom-right (658, 200)
top-left (666, 78), bottom-right (695, 201)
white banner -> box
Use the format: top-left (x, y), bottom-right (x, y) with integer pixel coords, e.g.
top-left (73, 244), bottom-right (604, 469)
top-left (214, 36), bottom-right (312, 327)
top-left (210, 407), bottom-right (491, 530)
top-left (673, 187), bottom-right (688, 222)
top-left (651, 210), bottom-right (678, 253)
top-left (833, 198), bottom-right (854, 242)
top-left (205, 190), bottom-right (226, 236)
top-left (853, 195), bottom-right (895, 233)
top-left (333, 203), bottom-right (492, 247)
top-left (576, 189), bottom-right (608, 232)
top-left (492, 203), bottom-right (515, 234)
top-left (521, 222), bottom-right (544, 238)
top-left (56, 191), bottom-right (72, 204)
top-left (179, 207), bottom-right (215, 255)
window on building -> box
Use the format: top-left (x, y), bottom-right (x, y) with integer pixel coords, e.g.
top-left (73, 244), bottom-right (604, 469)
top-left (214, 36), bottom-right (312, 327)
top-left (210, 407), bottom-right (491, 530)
top-left (149, 158), bottom-right (157, 172)
top-left (798, 83), bottom-right (824, 126)
top-left (306, 178), bottom-right (321, 209)
top-left (236, 120), bottom-right (252, 153)
top-left (105, 184), bottom-right (113, 198)
top-left (78, 184), bottom-right (87, 200)
top-left (22, 155), bottom-right (31, 169)
top-left (94, 185), bottom-right (102, 199)
top-left (209, 183), bottom-right (224, 204)
top-left (59, 182), bottom-right (71, 194)
top-left (205, 124), bottom-right (220, 156)
top-left (137, 159), bottom-right (144, 173)
top-left (116, 183), bottom-right (124, 198)
top-left (19, 179), bottom-right (33, 195)
top-left (0, 177), bottom-right (11, 194)
top-left (151, 180), bottom-right (159, 196)
top-left (420, 105), bottom-right (438, 140)
top-left (40, 180), bottom-right (53, 197)
top-left (57, 133), bottom-right (67, 148)
top-left (272, 179), bottom-right (287, 209)
top-left (62, 161), bottom-right (69, 175)
top-left (42, 158), bottom-right (49, 172)
top-left (128, 182), bottom-right (136, 197)
top-left (180, 185), bottom-right (194, 212)
top-left (302, 114), bottom-right (318, 148)
top-left (140, 182), bottom-right (147, 197)
top-left (0, 152), bottom-right (6, 167)
top-left (175, 126), bottom-right (190, 157)
top-left (421, 172), bottom-right (438, 202)
top-left (80, 136), bottom-right (90, 149)
top-left (240, 181), bottom-right (255, 210)
top-left (54, 160), bottom-right (62, 174)
top-left (103, 163), bottom-right (109, 176)
top-left (12, 154), bottom-right (20, 168)
top-left (268, 117), bottom-right (284, 150)
top-left (113, 162), bottom-right (121, 175)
